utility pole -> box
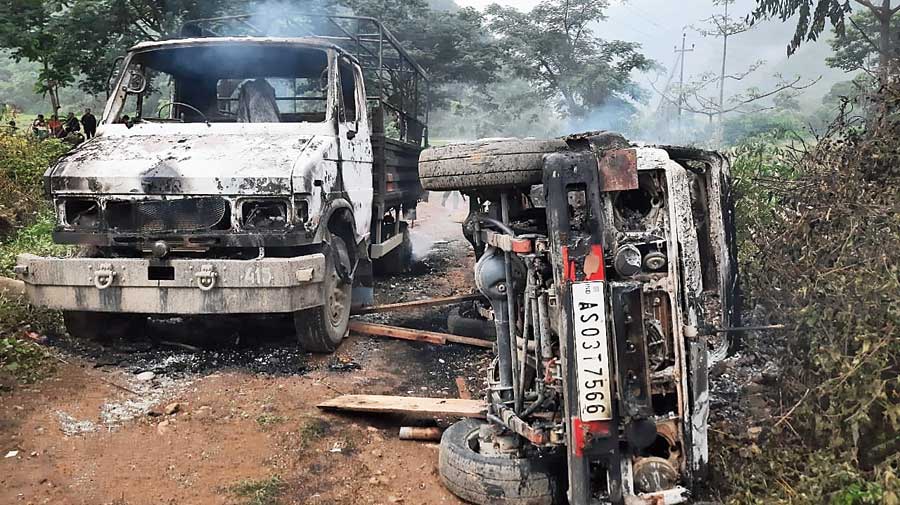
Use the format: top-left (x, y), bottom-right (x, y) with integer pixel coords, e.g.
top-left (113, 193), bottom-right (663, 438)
top-left (717, 0), bottom-right (729, 145)
top-left (674, 33), bottom-right (694, 133)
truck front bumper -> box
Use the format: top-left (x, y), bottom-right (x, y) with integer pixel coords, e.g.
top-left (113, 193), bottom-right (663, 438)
top-left (14, 253), bottom-right (327, 314)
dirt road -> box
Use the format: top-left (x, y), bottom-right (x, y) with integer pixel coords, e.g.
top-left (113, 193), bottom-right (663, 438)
top-left (0, 196), bottom-right (487, 505)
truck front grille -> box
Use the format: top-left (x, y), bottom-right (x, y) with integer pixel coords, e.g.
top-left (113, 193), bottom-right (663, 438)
top-left (106, 198), bottom-right (230, 233)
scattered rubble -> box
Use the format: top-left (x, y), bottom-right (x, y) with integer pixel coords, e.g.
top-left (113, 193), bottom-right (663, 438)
top-left (55, 411), bottom-right (97, 436)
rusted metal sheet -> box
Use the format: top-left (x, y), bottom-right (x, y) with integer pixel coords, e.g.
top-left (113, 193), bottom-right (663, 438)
top-left (482, 230), bottom-right (533, 253)
top-left (597, 149), bottom-right (639, 192)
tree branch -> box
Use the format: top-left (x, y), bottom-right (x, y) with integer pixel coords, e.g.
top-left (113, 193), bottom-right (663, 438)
top-left (848, 14), bottom-right (886, 55)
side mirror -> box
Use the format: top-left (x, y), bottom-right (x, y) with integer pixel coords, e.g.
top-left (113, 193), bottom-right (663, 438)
top-left (125, 70), bottom-right (147, 94)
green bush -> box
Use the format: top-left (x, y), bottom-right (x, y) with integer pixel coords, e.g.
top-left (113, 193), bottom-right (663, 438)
top-left (722, 111), bottom-right (806, 146)
top-left (719, 86), bottom-right (900, 504)
top-left (0, 133), bottom-right (68, 194)
top-left (0, 211), bottom-right (70, 277)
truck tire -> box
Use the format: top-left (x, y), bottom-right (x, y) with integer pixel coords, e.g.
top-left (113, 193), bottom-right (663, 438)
top-left (294, 235), bottom-right (352, 353)
top-left (419, 139), bottom-right (568, 191)
top-left (447, 307), bottom-right (496, 340)
top-left (439, 419), bottom-right (565, 505)
top-left (373, 222), bottom-right (412, 276)
top-left (62, 311), bottom-right (147, 341)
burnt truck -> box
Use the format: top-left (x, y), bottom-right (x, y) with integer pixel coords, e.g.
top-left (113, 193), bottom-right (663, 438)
top-left (419, 133), bottom-right (741, 504)
top-left (14, 15), bottom-right (428, 352)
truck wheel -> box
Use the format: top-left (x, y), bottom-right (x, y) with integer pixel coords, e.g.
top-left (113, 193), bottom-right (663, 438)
top-left (447, 307), bottom-right (496, 340)
top-left (62, 311), bottom-right (147, 341)
top-left (294, 235), bottom-right (352, 353)
top-left (439, 419), bottom-right (565, 505)
top-left (373, 222), bottom-right (412, 276)
top-left (419, 139), bottom-right (568, 191)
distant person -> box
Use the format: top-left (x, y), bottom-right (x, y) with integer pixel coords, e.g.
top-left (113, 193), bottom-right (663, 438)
top-left (47, 114), bottom-right (63, 137)
top-left (81, 108), bottom-right (97, 138)
top-left (64, 112), bottom-right (80, 134)
top-left (31, 114), bottom-right (48, 138)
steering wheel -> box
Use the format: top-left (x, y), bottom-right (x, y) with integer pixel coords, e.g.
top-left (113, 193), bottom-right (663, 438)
top-left (156, 102), bottom-right (211, 126)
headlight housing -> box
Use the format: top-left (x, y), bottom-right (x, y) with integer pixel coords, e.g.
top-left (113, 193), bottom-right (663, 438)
top-left (60, 198), bottom-right (100, 229)
top-left (241, 199), bottom-right (289, 230)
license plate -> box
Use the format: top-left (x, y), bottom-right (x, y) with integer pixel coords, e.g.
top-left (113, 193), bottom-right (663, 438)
top-left (572, 281), bottom-right (613, 421)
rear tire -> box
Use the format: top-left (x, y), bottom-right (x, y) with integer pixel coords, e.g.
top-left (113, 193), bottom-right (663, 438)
top-left (295, 235), bottom-right (352, 353)
top-left (439, 419), bottom-right (565, 505)
top-left (62, 311), bottom-right (147, 341)
top-left (419, 138), bottom-right (568, 191)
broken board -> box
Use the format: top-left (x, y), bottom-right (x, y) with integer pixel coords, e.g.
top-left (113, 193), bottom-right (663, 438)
top-left (318, 395), bottom-right (486, 419)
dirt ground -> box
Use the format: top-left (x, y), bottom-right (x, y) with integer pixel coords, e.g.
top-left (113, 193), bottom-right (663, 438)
top-left (0, 195), bottom-right (488, 505)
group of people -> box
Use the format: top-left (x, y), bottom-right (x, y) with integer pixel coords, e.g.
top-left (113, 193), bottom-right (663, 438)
top-left (30, 109), bottom-right (97, 140)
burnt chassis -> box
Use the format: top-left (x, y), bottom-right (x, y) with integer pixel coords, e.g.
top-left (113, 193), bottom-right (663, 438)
top-left (459, 142), bottom-right (739, 504)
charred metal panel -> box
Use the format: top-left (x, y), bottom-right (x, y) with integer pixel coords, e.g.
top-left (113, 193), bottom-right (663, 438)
top-left (50, 127), bottom-right (318, 196)
top-left (542, 150), bottom-right (622, 505)
top-left (610, 283), bottom-right (654, 419)
top-left (661, 155), bottom-right (708, 478)
top-left (597, 149), bottom-right (639, 192)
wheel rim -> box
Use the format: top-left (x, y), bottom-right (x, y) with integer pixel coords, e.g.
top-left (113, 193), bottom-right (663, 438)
top-left (327, 272), bottom-right (349, 327)
top-left (708, 332), bottom-right (730, 364)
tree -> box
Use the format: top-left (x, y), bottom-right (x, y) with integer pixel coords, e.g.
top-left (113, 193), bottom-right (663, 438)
top-left (751, 0), bottom-right (899, 76)
top-left (342, 0), bottom-right (499, 106)
top-left (694, 0), bottom-right (753, 130)
top-left (486, 0), bottom-right (652, 118)
top-left (0, 0), bottom-right (247, 105)
top-left (66, 0), bottom-right (247, 96)
top-left (827, 9), bottom-right (900, 73)
top-left (0, 0), bottom-right (78, 111)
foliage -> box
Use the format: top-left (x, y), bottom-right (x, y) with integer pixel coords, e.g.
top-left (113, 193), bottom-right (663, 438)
top-left (430, 74), bottom-right (564, 139)
top-left (0, 133), bottom-right (69, 239)
top-left (0, 133), bottom-right (68, 191)
top-left (343, 0), bottom-right (500, 107)
top-left (0, 212), bottom-right (71, 277)
top-left (227, 476), bottom-right (286, 505)
top-left (722, 111), bottom-right (805, 145)
top-left (727, 134), bottom-right (799, 254)
top-left (0, 0), bottom-right (79, 109)
top-left (750, 0), bottom-right (853, 56)
top-left (828, 10), bottom-right (900, 72)
top-left (485, 0), bottom-right (652, 119)
top-left (0, 334), bottom-right (50, 385)
top-left (720, 84), bottom-right (900, 504)
top-left (751, 0), bottom-right (899, 73)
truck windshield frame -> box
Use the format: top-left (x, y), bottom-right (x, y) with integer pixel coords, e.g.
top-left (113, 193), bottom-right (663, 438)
top-left (105, 42), bottom-right (336, 125)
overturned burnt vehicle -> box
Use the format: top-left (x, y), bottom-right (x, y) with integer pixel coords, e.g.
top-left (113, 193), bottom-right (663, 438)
top-left (15, 15), bottom-right (428, 352)
top-left (419, 134), bottom-right (741, 504)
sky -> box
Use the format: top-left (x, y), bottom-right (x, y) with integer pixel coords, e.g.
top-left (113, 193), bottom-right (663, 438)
top-left (454, 0), bottom-right (851, 107)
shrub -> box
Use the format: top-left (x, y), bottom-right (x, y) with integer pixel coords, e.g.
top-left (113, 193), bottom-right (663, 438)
top-left (720, 85), bottom-right (899, 504)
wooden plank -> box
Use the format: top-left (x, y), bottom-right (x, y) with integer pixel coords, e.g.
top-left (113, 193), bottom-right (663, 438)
top-left (318, 394), bottom-right (486, 418)
top-left (349, 321), bottom-right (446, 345)
top-left (352, 293), bottom-right (481, 315)
top-left (348, 321), bottom-right (493, 349)
top-left (455, 377), bottom-right (472, 400)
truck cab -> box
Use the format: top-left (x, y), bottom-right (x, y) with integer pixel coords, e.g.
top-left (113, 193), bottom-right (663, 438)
top-left (16, 17), bottom-right (428, 352)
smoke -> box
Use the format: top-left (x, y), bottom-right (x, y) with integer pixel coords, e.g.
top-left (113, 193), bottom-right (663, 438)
top-left (562, 98), bottom-right (641, 139)
top-left (242, 0), bottom-right (354, 37)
